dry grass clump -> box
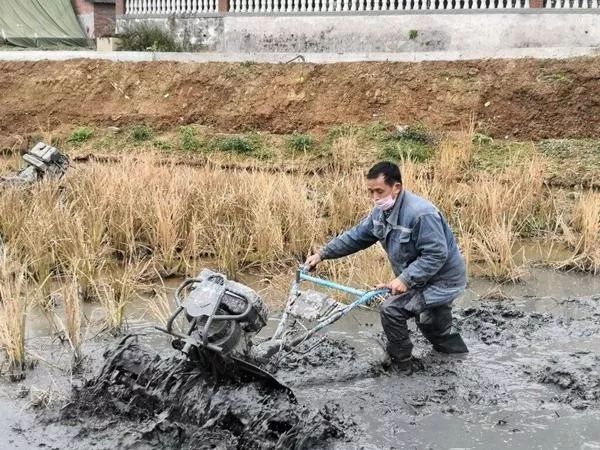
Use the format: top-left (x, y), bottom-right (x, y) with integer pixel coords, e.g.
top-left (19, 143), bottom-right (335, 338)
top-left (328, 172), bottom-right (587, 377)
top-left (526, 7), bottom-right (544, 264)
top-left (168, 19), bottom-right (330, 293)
top-left (558, 192), bottom-right (600, 273)
top-left (57, 276), bottom-right (82, 362)
top-left (92, 262), bottom-right (144, 335)
top-left (329, 135), bottom-right (366, 171)
top-left (0, 156), bottom-right (325, 283)
top-left (435, 123), bottom-right (475, 184)
top-left (471, 218), bottom-right (523, 282)
top-left (315, 170), bottom-right (371, 236)
top-left (0, 247), bottom-right (29, 370)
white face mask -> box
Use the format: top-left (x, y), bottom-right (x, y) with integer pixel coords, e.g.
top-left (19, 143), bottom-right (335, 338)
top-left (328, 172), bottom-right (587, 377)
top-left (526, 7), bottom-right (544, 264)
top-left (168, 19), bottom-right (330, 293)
top-left (374, 195), bottom-right (396, 211)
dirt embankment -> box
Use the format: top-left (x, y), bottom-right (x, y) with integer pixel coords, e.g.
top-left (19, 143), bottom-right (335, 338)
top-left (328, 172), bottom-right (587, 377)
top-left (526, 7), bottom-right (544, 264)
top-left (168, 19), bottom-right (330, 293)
top-left (0, 57), bottom-right (599, 141)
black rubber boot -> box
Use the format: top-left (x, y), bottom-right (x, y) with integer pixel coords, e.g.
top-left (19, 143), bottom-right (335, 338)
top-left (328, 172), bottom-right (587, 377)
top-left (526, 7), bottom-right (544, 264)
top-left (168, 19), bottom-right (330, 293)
top-left (416, 304), bottom-right (469, 354)
top-left (430, 332), bottom-right (469, 354)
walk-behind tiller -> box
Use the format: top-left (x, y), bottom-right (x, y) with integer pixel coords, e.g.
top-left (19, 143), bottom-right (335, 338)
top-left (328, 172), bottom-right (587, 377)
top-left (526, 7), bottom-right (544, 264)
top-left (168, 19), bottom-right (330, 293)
top-left (159, 267), bottom-right (389, 390)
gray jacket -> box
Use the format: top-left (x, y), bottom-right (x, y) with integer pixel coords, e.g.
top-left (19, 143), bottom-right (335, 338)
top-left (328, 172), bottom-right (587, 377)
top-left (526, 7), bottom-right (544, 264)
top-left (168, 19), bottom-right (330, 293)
top-left (320, 189), bottom-right (467, 306)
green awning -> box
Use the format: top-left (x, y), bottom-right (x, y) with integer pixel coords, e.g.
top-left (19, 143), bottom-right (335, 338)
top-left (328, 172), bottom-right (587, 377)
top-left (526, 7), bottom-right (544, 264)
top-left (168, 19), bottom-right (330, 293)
top-left (0, 0), bottom-right (87, 48)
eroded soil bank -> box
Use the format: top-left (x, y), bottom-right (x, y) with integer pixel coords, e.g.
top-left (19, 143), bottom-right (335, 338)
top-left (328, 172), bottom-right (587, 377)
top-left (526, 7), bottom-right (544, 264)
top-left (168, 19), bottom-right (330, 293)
top-left (1, 57), bottom-right (599, 141)
top-left (3, 293), bottom-right (595, 449)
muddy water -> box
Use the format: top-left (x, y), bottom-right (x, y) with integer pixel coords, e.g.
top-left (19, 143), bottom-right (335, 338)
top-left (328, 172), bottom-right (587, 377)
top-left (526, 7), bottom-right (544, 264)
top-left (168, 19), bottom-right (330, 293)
top-left (1, 269), bottom-right (600, 449)
top-left (277, 296), bottom-right (600, 449)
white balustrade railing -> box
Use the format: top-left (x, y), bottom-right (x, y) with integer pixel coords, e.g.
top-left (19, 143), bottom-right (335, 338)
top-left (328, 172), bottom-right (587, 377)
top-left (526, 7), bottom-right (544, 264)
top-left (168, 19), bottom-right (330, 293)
top-left (125, 0), bottom-right (218, 14)
top-left (228, 0), bottom-right (539, 11)
top-left (125, 0), bottom-right (598, 13)
top-left (545, 0), bottom-right (599, 6)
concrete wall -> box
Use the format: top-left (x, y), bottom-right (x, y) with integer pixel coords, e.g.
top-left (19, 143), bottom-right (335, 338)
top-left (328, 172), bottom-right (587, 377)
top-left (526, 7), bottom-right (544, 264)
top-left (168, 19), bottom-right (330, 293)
top-left (117, 17), bottom-right (224, 50)
top-left (222, 12), bottom-right (600, 52)
top-left (116, 11), bottom-right (600, 53)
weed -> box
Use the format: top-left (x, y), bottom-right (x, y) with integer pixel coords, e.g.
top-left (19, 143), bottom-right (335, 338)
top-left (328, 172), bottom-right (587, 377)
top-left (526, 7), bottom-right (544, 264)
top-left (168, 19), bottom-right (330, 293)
top-left (219, 136), bottom-right (253, 154)
top-left (326, 124), bottom-right (359, 142)
top-left (408, 30), bottom-right (418, 40)
top-left (540, 72), bottom-right (571, 83)
top-left (0, 133), bottom-right (597, 337)
top-left (180, 126), bottom-right (205, 152)
top-left (119, 23), bottom-right (181, 52)
top-left (380, 140), bottom-right (433, 163)
top-left (472, 133), bottom-right (493, 145)
top-left (252, 147), bottom-right (274, 160)
top-left (288, 133), bottom-right (315, 154)
top-left (378, 123), bottom-right (436, 162)
top-left (68, 127), bottom-right (94, 144)
top-left (217, 134), bottom-right (263, 155)
top-left (363, 121), bottom-right (393, 142)
top-left (393, 124), bottom-right (436, 145)
top-left (153, 139), bottom-right (173, 152)
top-left (131, 125), bottom-right (153, 142)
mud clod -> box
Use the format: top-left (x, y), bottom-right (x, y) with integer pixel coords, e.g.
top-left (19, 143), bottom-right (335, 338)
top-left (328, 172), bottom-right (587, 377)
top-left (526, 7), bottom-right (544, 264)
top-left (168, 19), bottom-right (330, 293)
top-left (63, 337), bottom-right (349, 449)
top-left (536, 353), bottom-right (600, 410)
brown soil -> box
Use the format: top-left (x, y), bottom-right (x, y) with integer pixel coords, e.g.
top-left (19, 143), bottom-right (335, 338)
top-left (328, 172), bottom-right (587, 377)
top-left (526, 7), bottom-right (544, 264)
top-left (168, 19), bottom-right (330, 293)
top-left (0, 57), bottom-right (599, 141)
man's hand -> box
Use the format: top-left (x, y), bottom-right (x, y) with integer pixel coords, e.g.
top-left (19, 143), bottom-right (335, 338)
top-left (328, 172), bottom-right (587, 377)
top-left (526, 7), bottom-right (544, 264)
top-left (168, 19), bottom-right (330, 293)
top-left (376, 278), bottom-right (408, 295)
top-left (304, 253), bottom-right (322, 271)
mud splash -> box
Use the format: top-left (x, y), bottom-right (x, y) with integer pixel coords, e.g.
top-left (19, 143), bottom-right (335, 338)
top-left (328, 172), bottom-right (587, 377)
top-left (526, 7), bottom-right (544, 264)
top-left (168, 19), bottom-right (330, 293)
top-left (61, 336), bottom-right (349, 450)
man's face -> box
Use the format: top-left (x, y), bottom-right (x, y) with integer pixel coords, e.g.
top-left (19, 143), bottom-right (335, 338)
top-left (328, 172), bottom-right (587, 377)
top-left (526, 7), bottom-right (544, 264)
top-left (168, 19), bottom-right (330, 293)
top-left (366, 175), bottom-right (402, 202)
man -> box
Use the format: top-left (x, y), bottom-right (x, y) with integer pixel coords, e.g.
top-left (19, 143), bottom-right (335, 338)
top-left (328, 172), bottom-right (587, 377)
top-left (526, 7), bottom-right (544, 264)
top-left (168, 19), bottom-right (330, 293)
top-left (305, 161), bottom-right (468, 366)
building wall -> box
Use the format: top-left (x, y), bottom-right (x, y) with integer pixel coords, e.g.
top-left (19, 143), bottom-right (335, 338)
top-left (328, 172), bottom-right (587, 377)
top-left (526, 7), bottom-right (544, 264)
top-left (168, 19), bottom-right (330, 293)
top-left (117, 12), bottom-right (600, 53)
top-left (95, 3), bottom-right (117, 37)
top-left (72, 0), bottom-right (94, 36)
top-left (72, 0), bottom-right (117, 37)
top-left (72, 0), bottom-right (94, 14)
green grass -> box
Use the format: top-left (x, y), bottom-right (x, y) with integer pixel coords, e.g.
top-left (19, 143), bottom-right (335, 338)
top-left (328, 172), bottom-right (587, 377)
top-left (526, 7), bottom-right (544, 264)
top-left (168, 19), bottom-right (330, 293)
top-left (217, 134), bottom-right (264, 156)
top-left (153, 140), bottom-right (173, 152)
top-left (377, 123), bottom-right (436, 162)
top-left (392, 123), bottom-right (436, 146)
top-left (380, 139), bottom-right (434, 162)
top-left (131, 125), bottom-right (153, 142)
top-left (288, 133), bottom-right (315, 153)
top-left (540, 72), bottom-right (571, 84)
top-left (537, 139), bottom-right (600, 185)
top-left (219, 137), bottom-right (252, 154)
top-left (68, 127), bottom-right (94, 144)
top-left (472, 133), bottom-right (493, 145)
top-left (179, 126), bottom-right (206, 152)
top-left (471, 141), bottom-right (535, 171)
top-left (325, 125), bottom-right (356, 143)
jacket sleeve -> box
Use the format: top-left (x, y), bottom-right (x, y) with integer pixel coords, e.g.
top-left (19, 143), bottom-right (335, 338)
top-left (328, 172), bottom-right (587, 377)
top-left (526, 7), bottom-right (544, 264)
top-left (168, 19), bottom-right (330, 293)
top-left (398, 213), bottom-right (448, 288)
top-left (319, 213), bottom-right (378, 260)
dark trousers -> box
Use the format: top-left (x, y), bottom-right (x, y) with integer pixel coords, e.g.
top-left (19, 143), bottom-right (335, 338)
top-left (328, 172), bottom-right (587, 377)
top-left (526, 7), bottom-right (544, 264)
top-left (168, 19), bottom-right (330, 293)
top-left (380, 291), bottom-right (466, 360)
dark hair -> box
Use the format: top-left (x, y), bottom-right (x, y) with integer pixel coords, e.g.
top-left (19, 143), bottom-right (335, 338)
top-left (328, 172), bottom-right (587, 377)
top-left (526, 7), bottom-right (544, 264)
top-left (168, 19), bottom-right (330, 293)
top-left (366, 161), bottom-right (402, 186)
